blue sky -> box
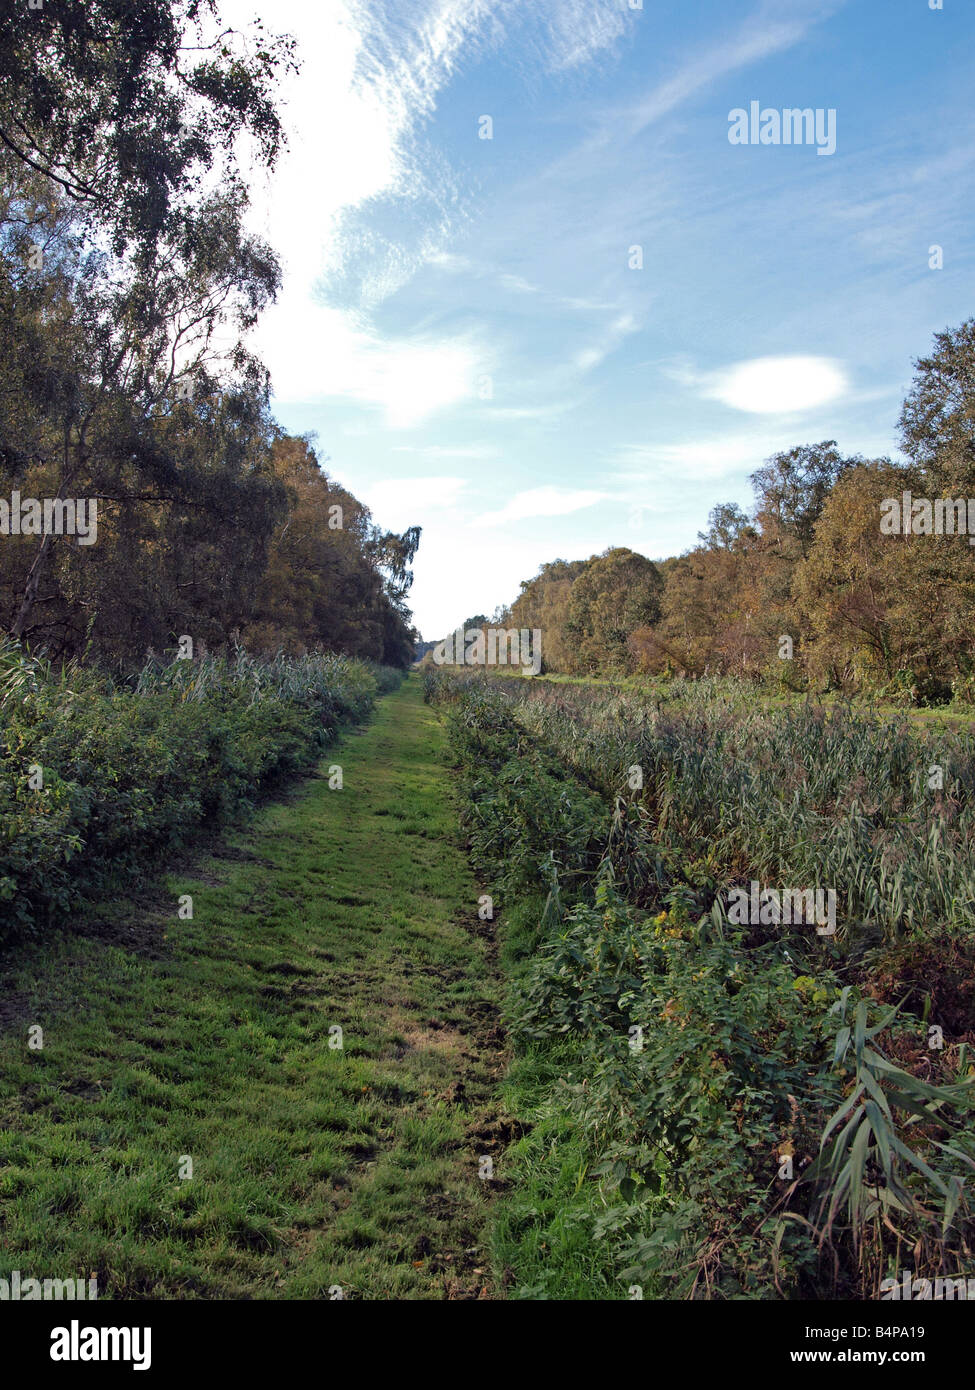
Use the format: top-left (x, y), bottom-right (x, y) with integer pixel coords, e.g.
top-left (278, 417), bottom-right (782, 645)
top-left (223, 0), bottom-right (974, 639)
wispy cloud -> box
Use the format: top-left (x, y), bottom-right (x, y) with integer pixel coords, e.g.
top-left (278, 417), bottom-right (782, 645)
top-left (610, 430), bottom-right (801, 483)
top-left (620, 0), bottom-right (842, 141)
top-left (573, 312), bottom-right (639, 373)
top-left (263, 301), bottom-right (485, 427)
top-left (549, 0), bottom-right (845, 168)
top-left (481, 486), bottom-right (608, 526)
top-left (538, 0), bottom-right (634, 73)
top-left (488, 401), bottom-right (577, 422)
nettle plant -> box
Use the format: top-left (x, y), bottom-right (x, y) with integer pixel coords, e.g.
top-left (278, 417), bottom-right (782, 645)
top-left (513, 875), bottom-right (837, 1296)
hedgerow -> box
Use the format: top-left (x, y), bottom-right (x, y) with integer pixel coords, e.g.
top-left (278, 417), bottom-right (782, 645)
top-left (0, 640), bottom-right (400, 940)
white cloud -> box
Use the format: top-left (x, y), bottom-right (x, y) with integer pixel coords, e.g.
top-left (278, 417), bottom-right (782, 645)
top-left (489, 402), bottom-right (576, 421)
top-left (610, 428), bottom-right (804, 482)
top-left (407, 528), bottom-right (554, 637)
top-left (425, 250), bottom-right (477, 274)
top-left (220, 0), bottom-right (402, 279)
top-left (358, 475), bottom-right (468, 527)
top-left (481, 486), bottom-right (608, 526)
top-left (497, 272), bottom-right (541, 295)
top-left (260, 301), bottom-right (484, 426)
top-left (540, 0), bottom-right (633, 73)
top-left (217, 0), bottom-right (503, 415)
top-left (701, 356), bottom-right (849, 415)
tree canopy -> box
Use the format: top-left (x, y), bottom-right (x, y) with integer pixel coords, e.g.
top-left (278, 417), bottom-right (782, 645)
top-left (0, 1), bottom-right (419, 668)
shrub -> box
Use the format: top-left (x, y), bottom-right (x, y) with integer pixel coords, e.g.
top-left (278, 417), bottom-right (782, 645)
top-left (0, 643), bottom-right (387, 942)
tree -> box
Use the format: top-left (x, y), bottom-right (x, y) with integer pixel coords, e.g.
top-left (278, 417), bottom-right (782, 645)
top-left (565, 547), bottom-right (663, 674)
top-left (750, 442), bottom-right (858, 560)
top-left (366, 525), bottom-right (422, 616)
top-left (505, 558), bottom-right (590, 672)
top-left (240, 435), bottom-right (418, 666)
top-left (899, 319), bottom-right (975, 492)
top-left (697, 502), bottom-right (755, 552)
top-left (791, 459), bottom-right (974, 698)
top-left (0, 155), bottom-right (283, 648)
top-left (635, 543), bottom-right (768, 678)
top-left (0, 0), bottom-right (295, 256)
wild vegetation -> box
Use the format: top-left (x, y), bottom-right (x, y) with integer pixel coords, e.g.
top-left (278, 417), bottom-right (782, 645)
top-left (425, 667), bottom-right (975, 1298)
top-left (0, 635), bottom-right (401, 942)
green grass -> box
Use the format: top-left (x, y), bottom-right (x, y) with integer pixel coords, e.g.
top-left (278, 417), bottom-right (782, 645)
top-left (491, 1040), bottom-right (626, 1301)
top-left (483, 896), bottom-right (647, 1301)
top-left (0, 675), bottom-right (505, 1300)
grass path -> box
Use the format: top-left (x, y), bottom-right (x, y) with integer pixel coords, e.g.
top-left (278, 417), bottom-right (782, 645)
top-left (0, 675), bottom-right (505, 1299)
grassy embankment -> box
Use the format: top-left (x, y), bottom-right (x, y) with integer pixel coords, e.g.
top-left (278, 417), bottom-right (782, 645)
top-left (0, 676), bottom-right (506, 1299)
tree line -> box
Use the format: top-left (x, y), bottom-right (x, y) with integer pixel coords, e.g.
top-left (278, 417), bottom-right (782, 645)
top-left (491, 320), bottom-right (975, 702)
top-left (0, 0), bottom-right (420, 671)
